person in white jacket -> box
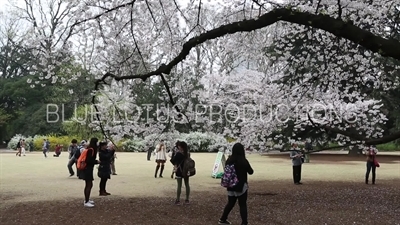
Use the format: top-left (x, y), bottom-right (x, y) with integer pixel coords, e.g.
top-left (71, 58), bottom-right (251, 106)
top-left (154, 140), bottom-right (167, 178)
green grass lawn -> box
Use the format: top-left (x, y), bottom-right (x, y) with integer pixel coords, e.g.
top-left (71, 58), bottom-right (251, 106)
top-left (1, 152), bottom-right (399, 205)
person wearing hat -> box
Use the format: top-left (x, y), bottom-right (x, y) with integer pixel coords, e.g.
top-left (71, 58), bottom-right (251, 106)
top-left (98, 141), bottom-right (113, 196)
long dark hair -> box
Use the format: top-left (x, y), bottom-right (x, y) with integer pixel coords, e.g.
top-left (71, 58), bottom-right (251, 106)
top-left (228, 143), bottom-right (246, 163)
top-left (177, 141), bottom-right (189, 158)
top-left (88, 138), bottom-right (98, 150)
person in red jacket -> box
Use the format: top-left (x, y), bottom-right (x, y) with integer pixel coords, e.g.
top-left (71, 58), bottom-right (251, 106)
top-left (53, 144), bottom-right (62, 157)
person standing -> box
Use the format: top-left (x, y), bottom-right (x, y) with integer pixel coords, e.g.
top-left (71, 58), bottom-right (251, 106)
top-left (98, 142), bottom-right (113, 196)
top-left (29, 141), bottom-right (34, 152)
top-left (218, 143), bottom-right (254, 225)
top-left (154, 140), bottom-right (167, 178)
top-left (289, 143), bottom-right (304, 185)
top-left (20, 139), bottom-right (26, 156)
top-left (108, 142), bottom-right (117, 175)
top-left (75, 140), bottom-right (88, 178)
top-left (67, 139), bottom-right (78, 177)
top-left (365, 145), bottom-right (378, 184)
top-left (147, 146), bottom-right (153, 161)
top-left (169, 141), bottom-right (179, 179)
top-left (78, 138), bottom-right (100, 208)
top-left (172, 141), bottom-right (191, 205)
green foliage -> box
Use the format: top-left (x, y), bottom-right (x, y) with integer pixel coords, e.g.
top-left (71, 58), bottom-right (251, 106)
top-left (62, 104), bottom-right (102, 138)
top-left (31, 135), bottom-right (82, 151)
top-left (376, 142), bottom-right (399, 151)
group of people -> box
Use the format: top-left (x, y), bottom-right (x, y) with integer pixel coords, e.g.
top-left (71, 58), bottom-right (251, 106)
top-left (15, 136), bottom-right (376, 225)
top-left (65, 139), bottom-right (117, 207)
top-left (74, 137), bottom-right (253, 225)
top-left (15, 139), bottom-right (28, 157)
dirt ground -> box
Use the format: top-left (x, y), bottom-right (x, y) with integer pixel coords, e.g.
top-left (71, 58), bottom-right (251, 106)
top-left (0, 152), bottom-right (399, 225)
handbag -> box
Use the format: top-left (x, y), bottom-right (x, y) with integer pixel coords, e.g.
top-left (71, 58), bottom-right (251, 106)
top-left (374, 158), bottom-right (380, 167)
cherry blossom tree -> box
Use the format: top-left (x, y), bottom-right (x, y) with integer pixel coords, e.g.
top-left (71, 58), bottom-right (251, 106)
top-left (7, 0), bottom-right (400, 150)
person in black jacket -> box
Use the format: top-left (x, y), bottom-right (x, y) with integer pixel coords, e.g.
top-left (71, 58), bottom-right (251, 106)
top-left (219, 143), bottom-right (254, 225)
top-left (172, 141), bottom-right (191, 205)
top-left (169, 141), bottom-right (179, 179)
top-left (98, 142), bottom-right (113, 196)
top-left (79, 138), bottom-right (100, 208)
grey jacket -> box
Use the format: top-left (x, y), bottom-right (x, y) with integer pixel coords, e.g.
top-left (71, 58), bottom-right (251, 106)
top-left (290, 149), bottom-right (303, 166)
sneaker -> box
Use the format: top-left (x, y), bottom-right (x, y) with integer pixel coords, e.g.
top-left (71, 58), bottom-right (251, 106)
top-left (84, 202), bottom-right (94, 208)
top-left (184, 200), bottom-right (190, 205)
top-left (218, 220), bottom-right (231, 224)
top-left (174, 200), bottom-right (181, 205)
top-left (84, 200), bottom-right (94, 204)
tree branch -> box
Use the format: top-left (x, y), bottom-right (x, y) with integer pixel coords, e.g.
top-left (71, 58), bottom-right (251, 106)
top-left (101, 8), bottom-right (400, 83)
top-left (92, 7), bottom-right (400, 143)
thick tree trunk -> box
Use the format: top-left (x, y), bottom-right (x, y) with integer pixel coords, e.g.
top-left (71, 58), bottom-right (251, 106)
top-left (305, 153), bottom-right (310, 163)
top-left (348, 146), bottom-right (363, 155)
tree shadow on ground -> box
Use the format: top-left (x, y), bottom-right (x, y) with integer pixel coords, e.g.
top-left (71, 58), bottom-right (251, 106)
top-left (1, 180), bottom-right (399, 225)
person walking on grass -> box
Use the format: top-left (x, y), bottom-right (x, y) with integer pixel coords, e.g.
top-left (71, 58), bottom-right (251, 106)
top-left (172, 141), bottom-right (191, 205)
top-left (67, 139), bottom-right (79, 177)
top-left (42, 139), bottom-right (48, 158)
top-left (154, 140), bottom-right (167, 178)
top-left (98, 142), bottom-right (113, 196)
top-left (365, 145), bottom-right (379, 184)
top-left (20, 139), bottom-right (26, 156)
top-left (16, 139), bottom-right (22, 156)
top-left (218, 143), bottom-right (254, 225)
top-left (290, 143), bottom-right (304, 185)
top-left (78, 138), bottom-right (100, 208)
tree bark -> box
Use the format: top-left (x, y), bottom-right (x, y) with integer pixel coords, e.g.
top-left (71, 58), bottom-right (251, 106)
top-left (348, 146), bottom-right (363, 155)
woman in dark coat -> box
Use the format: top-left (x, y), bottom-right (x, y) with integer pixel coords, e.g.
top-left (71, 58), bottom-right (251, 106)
top-left (98, 141), bottom-right (113, 196)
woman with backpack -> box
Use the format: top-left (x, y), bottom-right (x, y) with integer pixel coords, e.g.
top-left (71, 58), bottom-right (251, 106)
top-left (219, 143), bottom-right (254, 225)
top-left (172, 141), bottom-right (191, 205)
top-left (78, 138), bottom-right (100, 208)
top-left (98, 141), bottom-right (113, 196)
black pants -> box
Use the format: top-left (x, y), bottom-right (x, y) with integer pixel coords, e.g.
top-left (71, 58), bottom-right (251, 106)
top-left (220, 191), bottom-right (248, 225)
top-left (292, 165), bottom-right (302, 183)
top-left (147, 150), bottom-right (152, 161)
top-left (366, 161), bottom-right (376, 184)
top-left (67, 158), bottom-right (76, 175)
top-left (99, 178), bottom-right (108, 191)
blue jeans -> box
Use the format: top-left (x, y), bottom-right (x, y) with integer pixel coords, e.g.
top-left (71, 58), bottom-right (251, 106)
top-left (365, 161), bottom-right (376, 184)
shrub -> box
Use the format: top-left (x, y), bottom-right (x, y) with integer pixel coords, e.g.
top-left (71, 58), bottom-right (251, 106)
top-left (143, 132), bottom-right (182, 152)
top-left (182, 132), bottom-right (229, 152)
top-left (32, 135), bottom-right (81, 152)
top-left (121, 139), bottom-right (145, 152)
top-left (7, 134), bottom-right (34, 151)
